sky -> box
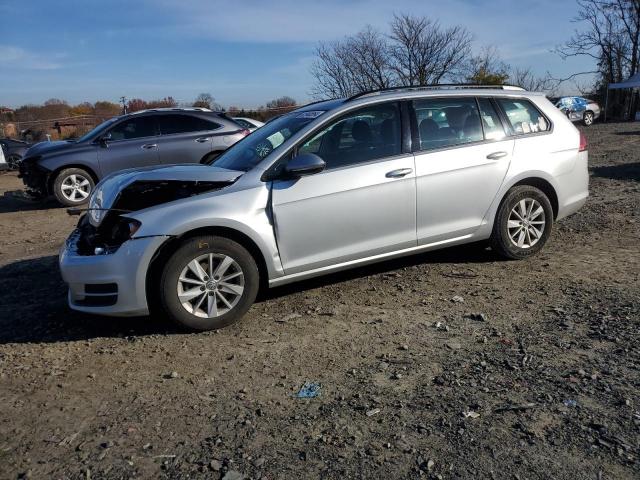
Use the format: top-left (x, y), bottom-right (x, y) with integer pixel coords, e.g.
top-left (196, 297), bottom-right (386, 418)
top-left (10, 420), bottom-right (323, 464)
top-left (0, 0), bottom-right (593, 109)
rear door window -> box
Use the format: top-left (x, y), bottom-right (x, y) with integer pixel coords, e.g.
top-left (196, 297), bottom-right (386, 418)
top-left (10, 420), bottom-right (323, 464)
top-left (477, 98), bottom-right (507, 140)
top-left (496, 98), bottom-right (550, 135)
top-left (158, 114), bottom-right (221, 135)
top-left (234, 119), bottom-right (255, 129)
top-left (413, 97), bottom-right (483, 151)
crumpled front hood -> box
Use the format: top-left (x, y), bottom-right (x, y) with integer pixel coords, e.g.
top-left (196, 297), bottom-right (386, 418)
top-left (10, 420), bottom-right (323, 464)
top-left (25, 140), bottom-right (76, 157)
top-left (89, 164), bottom-right (244, 226)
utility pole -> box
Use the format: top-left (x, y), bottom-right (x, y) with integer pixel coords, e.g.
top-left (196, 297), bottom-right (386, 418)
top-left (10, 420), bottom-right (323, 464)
top-left (120, 96), bottom-right (127, 115)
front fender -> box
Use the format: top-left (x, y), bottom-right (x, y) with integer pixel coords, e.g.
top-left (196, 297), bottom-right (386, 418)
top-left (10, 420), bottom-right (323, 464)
top-left (127, 184), bottom-right (284, 280)
top-left (38, 148), bottom-right (99, 176)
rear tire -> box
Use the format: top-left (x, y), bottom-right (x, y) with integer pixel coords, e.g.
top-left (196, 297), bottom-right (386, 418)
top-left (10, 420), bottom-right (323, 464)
top-left (491, 186), bottom-right (553, 260)
top-left (159, 236), bottom-right (259, 331)
top-left (53, 168), bottom-right (95, 206)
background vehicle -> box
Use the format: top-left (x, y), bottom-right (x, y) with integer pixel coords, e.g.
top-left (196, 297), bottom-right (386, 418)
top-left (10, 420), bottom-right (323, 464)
top-left (0, 141), bottom-right (7, 171)
top-left (0, 138), bottom-right (31, 170)
top-left (18, 108), bottom-right (249, 206)
top-left (59, 86), bottom-right (588, 331)
top-left (555, 96), bottom-right (601, 126)
top-left (232, 117), bottom-right (265, 132)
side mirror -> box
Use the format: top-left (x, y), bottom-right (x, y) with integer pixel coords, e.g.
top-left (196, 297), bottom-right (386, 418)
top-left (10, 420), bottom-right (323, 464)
top-left (99, 132), bottom-right (112, 147)
top-left (284, 153), bottom-right (326, 178)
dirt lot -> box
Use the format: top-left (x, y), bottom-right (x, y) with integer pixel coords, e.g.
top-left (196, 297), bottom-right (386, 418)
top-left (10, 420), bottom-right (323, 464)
top-left (0, 122), bottom-right (638, 480)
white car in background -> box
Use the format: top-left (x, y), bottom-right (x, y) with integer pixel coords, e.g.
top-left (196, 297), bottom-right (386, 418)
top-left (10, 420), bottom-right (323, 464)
top-left (233, 117), bottom-right (265, 132)
top-left (0, 141), bottom-right (8, 171)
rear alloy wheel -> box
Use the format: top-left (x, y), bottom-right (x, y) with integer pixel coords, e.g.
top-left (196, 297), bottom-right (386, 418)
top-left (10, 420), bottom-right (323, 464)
top-left (53, 168), bottom-right (95, 206)
top-left (491, 185), bottom-right (553, 260)
top-left (583, 111), bottom-right (594, 126)
top-left (160, 236), bottom-right (259, 331)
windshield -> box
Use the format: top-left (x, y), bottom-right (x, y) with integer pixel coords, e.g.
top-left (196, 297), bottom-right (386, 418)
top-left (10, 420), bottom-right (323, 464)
top-left (211, 110), bottom-right (326, 171)
top-left (76, 117), bottom-right (120, 143)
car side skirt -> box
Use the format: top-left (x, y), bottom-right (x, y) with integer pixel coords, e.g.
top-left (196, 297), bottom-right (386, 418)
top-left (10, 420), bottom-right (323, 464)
top-left (268, 233), bottom-right (478, 287)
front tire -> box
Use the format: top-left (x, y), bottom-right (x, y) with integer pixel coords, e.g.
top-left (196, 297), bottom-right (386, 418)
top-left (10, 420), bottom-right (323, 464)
top-left (491, 186), bottom-right (553, 260)
top-left (53, 168), bottom-right (94, 206)
top-left (159, 236), bottom-right (259, 331)
top-left (583, 111), bottom-right (594, 126)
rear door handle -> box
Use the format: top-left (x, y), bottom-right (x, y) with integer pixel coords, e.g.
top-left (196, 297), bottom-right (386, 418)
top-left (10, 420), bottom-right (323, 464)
top-left (486, 151), bottom-right (508, 160)
top-left (195, 137), bottom-right (211, 143)
top-left (141, 143), bottom-right (157, 150)
top-left (386, 168), bottom-right (413, 178)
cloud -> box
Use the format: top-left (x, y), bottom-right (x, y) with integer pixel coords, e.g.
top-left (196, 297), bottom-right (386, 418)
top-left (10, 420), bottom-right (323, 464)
top-left (0, 45), bottom-right (64, 70)
top-left (153, 0), bottom-right (419, 43)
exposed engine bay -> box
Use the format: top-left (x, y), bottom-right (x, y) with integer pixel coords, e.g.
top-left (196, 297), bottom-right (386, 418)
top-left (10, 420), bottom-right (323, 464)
top-left (74, 179), bottom-right (235, 255)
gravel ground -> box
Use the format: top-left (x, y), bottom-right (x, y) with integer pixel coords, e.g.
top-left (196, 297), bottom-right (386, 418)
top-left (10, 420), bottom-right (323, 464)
top-left (0, 122), bottom-right (638, 480)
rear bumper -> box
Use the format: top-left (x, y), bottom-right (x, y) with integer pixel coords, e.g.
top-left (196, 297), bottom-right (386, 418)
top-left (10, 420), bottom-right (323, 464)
top-left (59, 230), bottom-right (168, 316)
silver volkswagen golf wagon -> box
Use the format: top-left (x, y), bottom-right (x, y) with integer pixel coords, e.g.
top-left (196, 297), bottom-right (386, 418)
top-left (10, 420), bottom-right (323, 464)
top-left (60, 85), bottom-right (589, 330)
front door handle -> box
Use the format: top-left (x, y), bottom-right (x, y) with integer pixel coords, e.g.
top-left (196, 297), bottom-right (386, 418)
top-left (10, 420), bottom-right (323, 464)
top-left (141, 143), bottom-right (157, 150)
top-left (486, 151), bottom-right (508, 160)
top-left (195, 137), bottom-right (211, 143)
top-left (386, 168), bottom-right (413, 178)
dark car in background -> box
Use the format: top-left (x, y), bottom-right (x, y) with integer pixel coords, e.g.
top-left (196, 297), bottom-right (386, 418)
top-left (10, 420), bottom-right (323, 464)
top-left (19, 108), bottom-right (249, 206)
top-left (0, 138), bottom-right (31, 170)
top-left (555, 96), bottom-right (601, 126)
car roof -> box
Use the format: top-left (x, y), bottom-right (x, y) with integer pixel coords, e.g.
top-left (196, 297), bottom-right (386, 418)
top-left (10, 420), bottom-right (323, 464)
top-left (295, 99), bottom-right (347, 113)
top-left (128, 107), bottom-right (217, 115)
top-left (112, 108), bottom-right (234, 125)
top-left (292, 86), bottom-right (544, 116)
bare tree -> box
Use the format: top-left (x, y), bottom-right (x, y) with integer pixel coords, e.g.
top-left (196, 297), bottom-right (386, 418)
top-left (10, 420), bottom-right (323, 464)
top-left (265, 96), bottom-right (297, 110)
top-left (311, 16), bottom-right (472, 98)
top-left (193, 93), bottom-right (214, 109)
top-left (509, 67), bottom-right (555, 92)
top-left (311, 26), bottom-right (392, 98)
top-left (389, 14), bottom-right (472, 86)
top-left (465, 46), bottom-right (510, 85)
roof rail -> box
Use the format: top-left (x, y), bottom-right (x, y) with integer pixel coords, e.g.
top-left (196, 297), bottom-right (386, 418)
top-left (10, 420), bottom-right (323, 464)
top-left (347, 84), bottom-right (526, 101)
top-left (129, 107), bottom-right (214, 115)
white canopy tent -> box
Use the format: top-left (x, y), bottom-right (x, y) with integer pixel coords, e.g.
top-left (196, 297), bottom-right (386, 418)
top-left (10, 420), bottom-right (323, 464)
top-left (605, 72), bottom-right (640, 121)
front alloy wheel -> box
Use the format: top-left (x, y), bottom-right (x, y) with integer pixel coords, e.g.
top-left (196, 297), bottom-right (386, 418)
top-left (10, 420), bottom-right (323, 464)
top-left (159, 236), bottom-right (259, 330)
top-left (53, 167), bottom-right (95, 206)
top-left (177, 253), bottom-right (245, 318)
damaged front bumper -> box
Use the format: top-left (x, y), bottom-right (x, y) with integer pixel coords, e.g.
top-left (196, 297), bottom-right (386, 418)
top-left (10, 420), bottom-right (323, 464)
top-left (18, 157), bottom-right (49, 197)
top-left (59, 229), bottom-right (168, 317)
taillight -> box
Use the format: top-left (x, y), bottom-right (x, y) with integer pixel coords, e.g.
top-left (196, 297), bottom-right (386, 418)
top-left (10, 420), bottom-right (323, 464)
top-left (240, 129), bottom-right (251, 137)
top-left (579, 131), bottom-right (588, 152)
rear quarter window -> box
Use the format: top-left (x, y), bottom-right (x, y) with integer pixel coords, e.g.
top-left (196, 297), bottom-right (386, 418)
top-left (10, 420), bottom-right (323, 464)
top-left (158, 115), bottom-right (221, 135)
top-left (496, 98), bottom-right (550, 135)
